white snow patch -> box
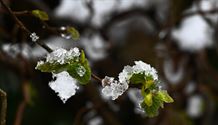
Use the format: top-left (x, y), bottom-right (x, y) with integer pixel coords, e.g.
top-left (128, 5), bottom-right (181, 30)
top-left (88, 116), bottom-right (103, 125)
top-left (81, 34), bottom-right (108, 61)
top-left (172, 15), bottom-right (213, 52)
top-left (49, 71), bottom-right (79, 103)
top-left (55, 0), bottom-right (90, 22)
top-left (101, 61), bottom-right (158, 100)
top-left (187, 95), bottom-right (204, 118)
top-left (101, 76), bottom-right (128, 100)
top-left (127, 88), bottom-right (144, 115)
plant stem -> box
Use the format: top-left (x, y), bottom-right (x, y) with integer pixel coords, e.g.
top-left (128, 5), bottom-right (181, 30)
top-left (0, 0), bottom-right (53, 53)
top-left (0, 0), bottom-right (103, 86)
top-left (0, 89), bottom-right (7, 125)
top-left (91, 73), bottom-right (102, 82)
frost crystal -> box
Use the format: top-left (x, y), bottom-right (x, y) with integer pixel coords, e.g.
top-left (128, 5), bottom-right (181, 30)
top-left (118, 61), bottom-right (158, 83)
top-left (49, 71), bottom-right (79, 103)
top-left (76, 65), bottom-right (86, 77)
top-left (101, 76), bottom-right (128, 100)
top-left (118, 65), bottom-right (133, 83)
top-left (30, 32), bottom-right (39, 42)
top-left (102, 61), bottom-right (158, 100)
top-left (45, 47), bottom-right (80, 64)
top-left (133, 61), bottom-right (158, 80)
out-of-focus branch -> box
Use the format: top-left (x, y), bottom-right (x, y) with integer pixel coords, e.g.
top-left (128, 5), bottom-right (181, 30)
top-left (14, 81), bottom-right (30, 125)
top-left (183, 9), bottom-right (218, 18)
top-left (0, 89), bottom-right (7, 125)
top-left (91, 73), bottom-right (102, 82)
top-left (74, 107), bottom-right (93, 125)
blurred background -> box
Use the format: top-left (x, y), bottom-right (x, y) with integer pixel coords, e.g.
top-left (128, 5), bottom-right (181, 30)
top-left (0, 0), bottom-right (218, 125)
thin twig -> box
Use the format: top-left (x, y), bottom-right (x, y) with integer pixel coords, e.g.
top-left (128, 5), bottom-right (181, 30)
top-left (91, 73), bottom-right (102, 82)
top-left (0, 89), bottom-right (7, 125)
top-left (0, 0), bottom-right (53, 52)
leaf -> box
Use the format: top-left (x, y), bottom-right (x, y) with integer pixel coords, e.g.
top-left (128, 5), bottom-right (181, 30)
top-left (80, 50), bottom-right (85, 63)
top-left (130, 73), bottom-right (145, 84)
top-left (145, 80), bottom-right (154, 89)
top-left (36, 62), bottom-right (68, 74)
top-left (67, 27), bottom-right (80, 40)
top-left (67, 59), bottom-right (91, 85)
top-left (142, 95), bottom-right (164, 117)
top-left (32, 10), bottom-right (49, 21)
top-left (157, 90), bottom-right (174, 103)
top-left (144, 92), bottom-right (153, 107)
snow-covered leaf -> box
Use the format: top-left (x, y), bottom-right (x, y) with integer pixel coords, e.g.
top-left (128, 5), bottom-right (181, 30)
top-left (67, 59), bottom-right (91, 85)
top-left (130, 73), bottom-right (145, 84)
top-left (36, 47), bottom-right (91, 84)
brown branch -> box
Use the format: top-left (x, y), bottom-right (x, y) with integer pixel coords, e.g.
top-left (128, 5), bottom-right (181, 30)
top-left (74, 107), bottom-right (93, 125)
top-left (91, 73), bottom-right (102, 82)
top-left (0, 0), bottom-right (53, 53)
top-left (13, 81), bottom-right (30, 125)
top-left (0, 0), bottom-right (107, 91)
top-left (13, 101), bottom-right (26, 125)
top-left (0, 89), bottom-right (7, 125)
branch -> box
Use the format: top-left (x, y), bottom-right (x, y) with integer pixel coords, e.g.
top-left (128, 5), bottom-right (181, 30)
top-left (0, 89), bottom-right (7, 125)
top-left (183, 8), bottom-right (218, 18)
top-left (91, 73), bottom-right (102, 82)
top-left (0, 0), bottom-right (53, 53)
top-left (13, 81), bottom-right (30, 125)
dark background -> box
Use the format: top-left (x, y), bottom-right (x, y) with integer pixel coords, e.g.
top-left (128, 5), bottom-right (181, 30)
top-left (0, 0), bottom-right (218, 125)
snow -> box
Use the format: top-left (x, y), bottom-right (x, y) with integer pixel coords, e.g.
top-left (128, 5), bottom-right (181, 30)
top-left (55, 0), bottom-right (149, 27)
top-left (172, 15), bottom-right (213, 52)
top-left (133, 61), bottom-right (158, 80)
top-left (81, 34), bottom-right (108, 61)
top-left (118, 65), bottom-right (133, 83)
top-left (45, 47), bottom-right (80, 64)
top-left (101, 61), bottom-right (158, 100)
top-left (49, 71), bottom-right (79, 103)
top-left (76, 65), bottom-right (86, 77)
top-left (118, 61), bottom-right (158, 85)
top-left (54, 0), bottom-right (90, 22)
top-left (187, 95), bottom-right (204, 118)
top-left (30, 32), bottom-right (39, 42)
top-left (127, 88), bottom-right (144, 115)
top-left (2, 43), bottom-right (32, 59)
top-left (101, 76), bottom-right (128, 100)
top-left (88, 116), bottom-right (103, 125)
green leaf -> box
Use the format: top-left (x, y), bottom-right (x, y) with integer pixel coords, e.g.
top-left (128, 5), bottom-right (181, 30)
top-left (36, 62), bottom-right (68, 73)
top-left (67, 59), bottom-right (91, 85)
top-left (80, 50), bottom-right (85, 63)
top-left (32, 10), bottom-right (49, 21)
top-left (67, 27), bottom-right (80, 40)
top-left (145, 80), bottom-right (154, 89)
top-left (142, 95), bottom-right (164, 117)
top-left (144, 92), bottom-right (153, 107)
top-left (157, 90), bottom-right (174, 103)
top-left (130, 73), bottom-right (145, 84)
